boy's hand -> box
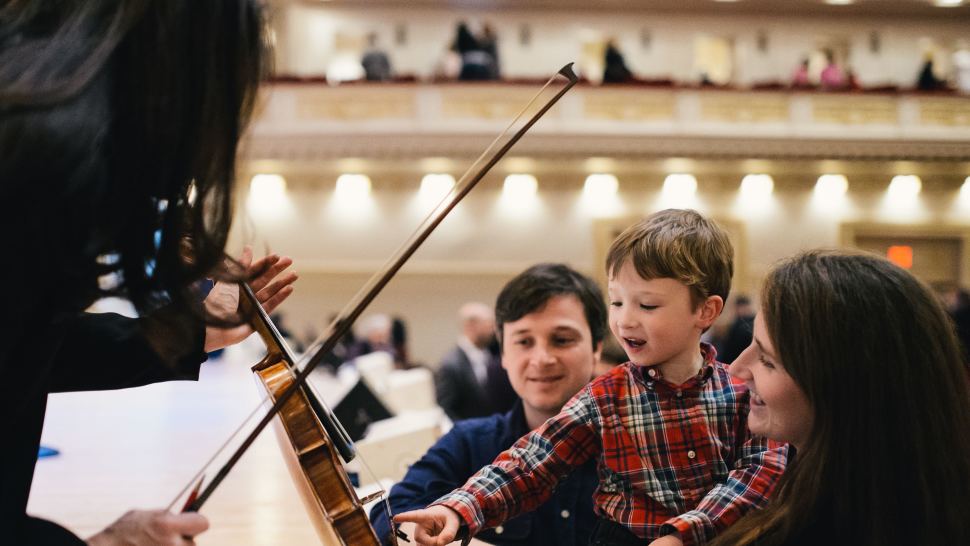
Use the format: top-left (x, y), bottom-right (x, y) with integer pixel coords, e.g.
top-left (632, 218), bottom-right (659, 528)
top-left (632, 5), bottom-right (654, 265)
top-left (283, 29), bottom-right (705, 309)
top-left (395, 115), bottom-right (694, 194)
top-left (649, 534), bottom-right (684, 546)
top-left (393, 505), bottom-right (463, 546)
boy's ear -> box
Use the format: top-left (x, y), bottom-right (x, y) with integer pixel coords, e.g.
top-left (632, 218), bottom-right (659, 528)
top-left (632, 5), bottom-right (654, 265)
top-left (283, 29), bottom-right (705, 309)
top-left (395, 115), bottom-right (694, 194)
top-left (697, 295), bottom-right (724, 328)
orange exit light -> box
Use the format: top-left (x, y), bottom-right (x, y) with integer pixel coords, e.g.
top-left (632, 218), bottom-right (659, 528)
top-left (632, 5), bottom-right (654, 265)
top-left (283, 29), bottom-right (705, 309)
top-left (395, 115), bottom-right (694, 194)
top-left (887, 245), bottom-right (913, 269)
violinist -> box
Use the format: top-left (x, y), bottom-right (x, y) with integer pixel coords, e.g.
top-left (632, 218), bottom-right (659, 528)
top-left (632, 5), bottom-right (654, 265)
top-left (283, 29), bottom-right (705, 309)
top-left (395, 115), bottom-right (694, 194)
top-left (0, 1), bottom-right (278, 544)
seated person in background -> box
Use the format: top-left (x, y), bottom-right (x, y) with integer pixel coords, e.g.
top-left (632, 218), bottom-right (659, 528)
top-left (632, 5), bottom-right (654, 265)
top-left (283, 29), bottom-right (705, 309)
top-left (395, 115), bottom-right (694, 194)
top-left (345, 313), bottom-right (394, 362)
top-left (713, 250), bottom-right (970, 546)
top-left (396, 209), bottom-right (788, 546)
top-left (362, 32), bottom-right (392, 82)
top-left (436, 302), bottom-right (501, 420)
top-left (371, 263), bottom-right (607, 546)
top-left (594, 332), bottom-right (628, 377)
top-left (716, 295), bottom-right (755, 365)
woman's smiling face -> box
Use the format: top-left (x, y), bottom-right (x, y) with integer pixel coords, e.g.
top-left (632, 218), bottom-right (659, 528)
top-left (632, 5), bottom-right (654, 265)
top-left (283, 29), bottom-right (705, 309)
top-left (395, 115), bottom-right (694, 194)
top-left (729, 312), bottom-right (814, 448)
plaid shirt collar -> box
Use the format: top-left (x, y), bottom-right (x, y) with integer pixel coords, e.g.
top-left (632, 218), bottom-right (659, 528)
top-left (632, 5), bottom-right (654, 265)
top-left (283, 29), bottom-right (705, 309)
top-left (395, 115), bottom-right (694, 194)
top-left (631, 342), bottom-right (718, 394)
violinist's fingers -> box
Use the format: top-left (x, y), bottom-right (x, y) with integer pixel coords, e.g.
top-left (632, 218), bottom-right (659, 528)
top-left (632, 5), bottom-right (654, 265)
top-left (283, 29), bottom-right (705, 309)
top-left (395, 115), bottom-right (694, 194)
top-left (249, 255), bottom-right (291, 292)
top-left (165, 511), bottom-right (209, 538)
top-left (255, 271), bottom-right (298, 304)
top-left (394, 508), bottom-right (458, 546)
top-left (259, 285), bottom-right (295, 315)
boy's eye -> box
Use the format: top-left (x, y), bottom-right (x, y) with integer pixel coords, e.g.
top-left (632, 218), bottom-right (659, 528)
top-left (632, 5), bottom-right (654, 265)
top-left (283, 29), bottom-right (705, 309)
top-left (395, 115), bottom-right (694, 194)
top-left (639, 304), bottom-right (658, 311)
top-left (610, 301), bottom-right (622, 307)
top-left (515, 338), bottom-right (533, 348)
top-left (552, 336), bottom-right (577, 346)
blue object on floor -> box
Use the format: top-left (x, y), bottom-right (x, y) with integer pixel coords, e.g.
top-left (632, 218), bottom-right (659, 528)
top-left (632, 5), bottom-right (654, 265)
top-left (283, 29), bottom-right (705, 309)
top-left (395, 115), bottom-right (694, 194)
top-left (38, 446), bottom-right (60, 458)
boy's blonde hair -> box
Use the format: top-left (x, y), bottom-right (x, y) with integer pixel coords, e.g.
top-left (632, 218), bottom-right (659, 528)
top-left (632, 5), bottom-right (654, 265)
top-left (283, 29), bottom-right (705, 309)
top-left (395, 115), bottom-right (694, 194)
top-left (605, 209), bottom-right (733, 307)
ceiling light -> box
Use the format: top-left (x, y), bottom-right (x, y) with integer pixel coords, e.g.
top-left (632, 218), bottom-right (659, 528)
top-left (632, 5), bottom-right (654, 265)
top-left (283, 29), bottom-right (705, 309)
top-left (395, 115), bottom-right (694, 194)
top-left (814, 174), bottom-right (848, 199)
top-left (335, 173), bottom-right (372, 200)
top-left (419, 173), bottom-right (456, 200)
top-left (583, 174), bottom-right (619, 198)
top-left (888, 175), bottom-right (921, 200)
top-left (740, 174), bottom-right (774, 198)
top-left (249, 174), bottom-right (286, 201)
top-left (662, 173), bottom-right (697, 196)
top-left (503, 174), bottom-right (538, 200)
top-left (824, 0), bottom-right (854, 5)
top-left (934, 0), bottom-right (964, 7)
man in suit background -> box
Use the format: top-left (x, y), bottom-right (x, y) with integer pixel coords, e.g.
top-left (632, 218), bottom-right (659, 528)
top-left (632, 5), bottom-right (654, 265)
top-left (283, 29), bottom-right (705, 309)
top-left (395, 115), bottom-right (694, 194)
top-left (435, 302), bottom-right (507, 420)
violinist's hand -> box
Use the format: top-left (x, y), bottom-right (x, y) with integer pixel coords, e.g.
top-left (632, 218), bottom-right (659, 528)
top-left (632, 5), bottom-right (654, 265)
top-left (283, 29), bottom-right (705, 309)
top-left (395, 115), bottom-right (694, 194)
top-left (393, 505), bottom-right (463, 546)
top-left (203, 246), bottom-right (297, 352)
top-left (86, 509), bottom-right (208, 546)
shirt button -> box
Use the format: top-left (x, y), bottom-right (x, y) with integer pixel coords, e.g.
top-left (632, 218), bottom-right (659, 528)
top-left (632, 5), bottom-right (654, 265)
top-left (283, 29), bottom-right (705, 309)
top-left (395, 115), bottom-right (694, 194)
top-left (687, 450), bottom-right (697, 459)
top-left (676, 390), bottom-right (683, 398)
top-left (561, 510), bottom-right (570, 519)
top-left (495, 526), bottom-right (504, 535)
top-left (648, 369), bottom-right (658, 378)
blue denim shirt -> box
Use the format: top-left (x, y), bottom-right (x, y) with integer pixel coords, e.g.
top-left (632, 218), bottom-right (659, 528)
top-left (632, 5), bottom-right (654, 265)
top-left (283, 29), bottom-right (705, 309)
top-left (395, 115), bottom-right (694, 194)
top-left (369, 402), bottom-right (598, 546)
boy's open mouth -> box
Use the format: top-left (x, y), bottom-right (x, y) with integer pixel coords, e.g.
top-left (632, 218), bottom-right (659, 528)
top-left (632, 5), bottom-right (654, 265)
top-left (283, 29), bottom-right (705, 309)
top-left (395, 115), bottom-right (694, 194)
top-left (623, 337), bottom-right (646, 348)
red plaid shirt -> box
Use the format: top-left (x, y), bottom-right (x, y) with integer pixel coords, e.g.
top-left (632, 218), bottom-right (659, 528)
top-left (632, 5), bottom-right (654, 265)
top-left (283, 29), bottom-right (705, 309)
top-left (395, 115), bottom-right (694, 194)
top-left (435, 344), bottom-right (788, 545)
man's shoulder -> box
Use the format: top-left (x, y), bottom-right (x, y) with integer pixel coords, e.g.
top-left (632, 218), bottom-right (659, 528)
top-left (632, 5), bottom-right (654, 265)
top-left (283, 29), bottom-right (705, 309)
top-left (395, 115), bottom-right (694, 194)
top-left (437, 345), bottom-right (468, 370)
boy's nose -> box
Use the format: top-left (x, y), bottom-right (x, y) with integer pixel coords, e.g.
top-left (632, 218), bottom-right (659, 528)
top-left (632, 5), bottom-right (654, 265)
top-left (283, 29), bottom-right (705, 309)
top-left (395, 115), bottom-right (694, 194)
top-left (529, 343), bottom-right (556, 366)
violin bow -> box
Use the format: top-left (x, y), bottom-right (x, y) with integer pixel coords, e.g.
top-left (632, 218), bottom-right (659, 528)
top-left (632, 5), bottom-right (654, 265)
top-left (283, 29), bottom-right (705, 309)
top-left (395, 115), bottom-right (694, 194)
top-left (181, 62), bottom-right (579, 513)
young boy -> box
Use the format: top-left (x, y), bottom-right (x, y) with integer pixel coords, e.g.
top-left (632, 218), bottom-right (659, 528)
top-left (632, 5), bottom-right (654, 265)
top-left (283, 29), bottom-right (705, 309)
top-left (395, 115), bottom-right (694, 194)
top-left (396, 209), bottom-right (788, 546)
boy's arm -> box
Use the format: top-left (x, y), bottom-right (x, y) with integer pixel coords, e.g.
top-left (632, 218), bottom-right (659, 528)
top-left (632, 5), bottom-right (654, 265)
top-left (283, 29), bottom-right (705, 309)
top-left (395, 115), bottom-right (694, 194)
top-left (369, 425), bottom-right (478, 545)
top-left (660, 436), bottom-right (789, 546)
top-left (429, 388), bottom-right (601, 536)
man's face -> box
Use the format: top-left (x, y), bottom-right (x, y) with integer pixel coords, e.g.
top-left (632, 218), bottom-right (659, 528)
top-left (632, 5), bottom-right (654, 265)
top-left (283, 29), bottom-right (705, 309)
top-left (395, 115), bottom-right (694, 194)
top-left (501, 295), bottom-right (598, 421)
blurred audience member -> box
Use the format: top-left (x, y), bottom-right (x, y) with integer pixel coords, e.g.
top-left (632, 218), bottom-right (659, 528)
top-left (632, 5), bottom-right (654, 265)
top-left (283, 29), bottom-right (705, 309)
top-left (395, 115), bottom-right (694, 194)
top-left (391, 316), bottom-right (414, 369)
top-left (717, 295), bottom-right (756, 365)
top-left (602, 39), bottom-right (633, 84)
top-left (594, 333), bottom-right (628, 377)
top-left (791, 57), bottom-right (812, 88)
top-left (916, 55), bottom-right (946, 91)
top-left (480, 22), bottom-right (501, 80)
top-left (820, 49), bottom-right (846, 90)
top-left (455, 22), bottom-right (496, 81)
top-left (361, 32), bottom-right (392, 82)
top-left (953, 42), bottom-right (970, 94)
top-left (346, 313), bottom-right (394, 361)
top-left (435, 302), bottom-right (499, 420)
top-left (943, 287), bottom-right (970, 364)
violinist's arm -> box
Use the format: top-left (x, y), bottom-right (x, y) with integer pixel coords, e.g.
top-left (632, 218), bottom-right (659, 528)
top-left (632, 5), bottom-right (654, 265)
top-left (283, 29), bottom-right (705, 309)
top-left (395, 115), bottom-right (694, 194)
top-left (46, 250), bottom-right (296, 393)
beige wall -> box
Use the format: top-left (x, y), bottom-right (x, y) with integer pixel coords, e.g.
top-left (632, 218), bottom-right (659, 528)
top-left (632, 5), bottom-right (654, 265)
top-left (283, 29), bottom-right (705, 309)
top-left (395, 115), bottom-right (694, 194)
top-left (230, 176), bottom-right (970, 367)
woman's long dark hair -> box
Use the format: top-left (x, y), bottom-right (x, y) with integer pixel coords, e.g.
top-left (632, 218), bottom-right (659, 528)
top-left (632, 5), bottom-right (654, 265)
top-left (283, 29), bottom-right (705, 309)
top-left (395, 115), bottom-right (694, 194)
top-left (714, 250), bottom-right (970, 546)
top-left (1, 2), bottom-right (265, 324)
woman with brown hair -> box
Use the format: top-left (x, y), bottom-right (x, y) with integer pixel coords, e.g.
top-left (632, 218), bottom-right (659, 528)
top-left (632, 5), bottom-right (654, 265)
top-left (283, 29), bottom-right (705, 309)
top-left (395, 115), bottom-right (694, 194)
top-left (719, 250), bottom-right (970, 546)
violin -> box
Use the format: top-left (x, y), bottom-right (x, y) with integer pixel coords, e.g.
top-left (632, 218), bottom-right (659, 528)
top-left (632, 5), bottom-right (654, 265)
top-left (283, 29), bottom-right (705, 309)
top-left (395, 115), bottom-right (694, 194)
top-left (178, 63), bottom-right (579, 545)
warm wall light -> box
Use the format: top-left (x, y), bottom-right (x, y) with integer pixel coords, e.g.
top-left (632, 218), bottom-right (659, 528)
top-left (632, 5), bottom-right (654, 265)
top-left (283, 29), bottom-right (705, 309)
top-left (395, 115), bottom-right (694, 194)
top-left (335, 173), bottom-right (372, 200)
top-left (662, 173), bottom-right (697, 199)
top-left (888, 175), bottom-right (921, 200)
top-left (961, 176), bottom-right (970, 198)
top-left (250, 174), bottom-right (286, 200)
top-left (419, 173), bottom-right (456, 202)
top-left (824, 0), bottom-right (854, 5)
top-left (503, 174), bottom-right (538, 200)
top-left (740, 174), bottom-right (774, 198)
top-left (814, 174), bottom-right (848, 199)
top-left (583, 174), bottom-right (619, 198)
top-left (934, 0), bottom-right (964, 7)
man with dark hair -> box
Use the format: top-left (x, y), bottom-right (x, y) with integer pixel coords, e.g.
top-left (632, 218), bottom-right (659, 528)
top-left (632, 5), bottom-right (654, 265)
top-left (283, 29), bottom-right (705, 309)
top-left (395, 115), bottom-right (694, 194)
top-left (370, 263), bottom-right (607, 546)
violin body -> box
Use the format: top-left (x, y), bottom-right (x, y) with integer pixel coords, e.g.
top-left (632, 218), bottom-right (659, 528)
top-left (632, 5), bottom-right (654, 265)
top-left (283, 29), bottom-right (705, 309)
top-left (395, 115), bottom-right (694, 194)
top-left (251, 315), bottom-right (381, 545)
